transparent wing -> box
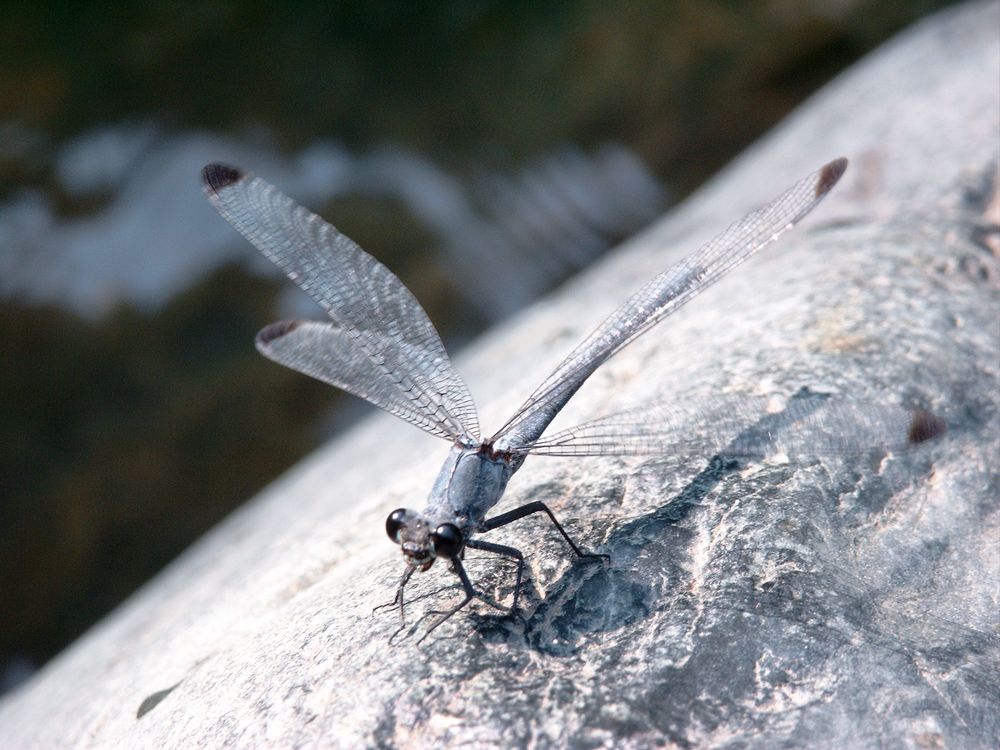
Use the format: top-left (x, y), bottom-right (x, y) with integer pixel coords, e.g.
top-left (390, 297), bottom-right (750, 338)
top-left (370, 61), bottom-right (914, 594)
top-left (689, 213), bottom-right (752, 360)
top-left (257, 320), bottom-right (478, 440)
top-left (513, 393), bottom-right (946, 459)
top-left (491, 158), bottom-right (848, 449)
top-left (203, 163), bottom-right (479, 441)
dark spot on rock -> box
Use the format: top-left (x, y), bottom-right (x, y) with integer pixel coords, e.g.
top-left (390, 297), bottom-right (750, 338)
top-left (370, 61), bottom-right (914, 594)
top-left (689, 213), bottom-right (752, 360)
top-left (959, 160), bottom-right (999, 214)
top-left (907, 410), bottom-right (947, 445)
top-left (136, 682), bottom-right (180, 719)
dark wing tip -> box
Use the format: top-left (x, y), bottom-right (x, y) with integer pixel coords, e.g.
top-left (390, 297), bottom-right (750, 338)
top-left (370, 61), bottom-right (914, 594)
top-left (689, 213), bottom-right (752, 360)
top-left (201, 163), bottom-right (245, 194)
top-left (907, 409), bottom-right (947, 445)
top-left (816, 157), bottom-right (849, 198)
top-left (256, 319), bottom-right (303, 348)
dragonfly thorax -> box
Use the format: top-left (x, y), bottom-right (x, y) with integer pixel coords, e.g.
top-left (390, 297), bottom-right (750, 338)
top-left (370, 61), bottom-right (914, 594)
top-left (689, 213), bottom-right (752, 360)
top-left (384, 444), bottom-right (521, 570)
top-left (423, 444), bottom-right (520, 532)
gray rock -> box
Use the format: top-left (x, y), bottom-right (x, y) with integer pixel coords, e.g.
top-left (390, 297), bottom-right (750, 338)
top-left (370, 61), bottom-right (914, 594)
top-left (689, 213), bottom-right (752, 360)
top-left (1, 2), bottom-right (997, 747)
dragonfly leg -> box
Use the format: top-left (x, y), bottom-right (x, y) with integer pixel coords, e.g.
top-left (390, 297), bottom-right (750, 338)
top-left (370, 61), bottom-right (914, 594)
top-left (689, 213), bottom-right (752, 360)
top-left (481, 501), bottom-right (610, 564)
top-left (386, 558), bottom-right (513, 643)
top-left (465, 538), bottom-right (528, 616)
top-left (416, 556), bottom-right (479, 644)
top-left (373, 564), bottom-right (415, 625)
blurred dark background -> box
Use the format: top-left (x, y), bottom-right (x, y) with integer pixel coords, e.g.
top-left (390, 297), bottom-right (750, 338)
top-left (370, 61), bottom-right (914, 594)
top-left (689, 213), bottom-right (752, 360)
top-left (0, 0), bottom-right (957, 693)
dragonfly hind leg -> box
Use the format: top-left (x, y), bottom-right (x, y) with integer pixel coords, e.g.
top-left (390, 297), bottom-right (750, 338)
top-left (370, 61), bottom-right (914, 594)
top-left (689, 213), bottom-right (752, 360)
top-left (480, 501), bottom-right (610, 565)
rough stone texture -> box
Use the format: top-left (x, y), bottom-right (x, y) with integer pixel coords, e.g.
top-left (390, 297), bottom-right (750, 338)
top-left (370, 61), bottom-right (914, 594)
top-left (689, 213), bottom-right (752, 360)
top-left (2, 2), bottom-right (998, 748)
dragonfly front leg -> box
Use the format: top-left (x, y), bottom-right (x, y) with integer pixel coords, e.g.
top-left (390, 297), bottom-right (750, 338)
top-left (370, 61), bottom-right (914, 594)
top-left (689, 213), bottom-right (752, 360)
top-left (481, 501), bottom-right (611, 564)
top-left (385, 556), bottom-right (512, 643)
top-left (372, 564), bottom-right (416, 625)
top-left (376, 566), bottom-right (425, 646)
top-left (416, 556), bottom-right (480, 644)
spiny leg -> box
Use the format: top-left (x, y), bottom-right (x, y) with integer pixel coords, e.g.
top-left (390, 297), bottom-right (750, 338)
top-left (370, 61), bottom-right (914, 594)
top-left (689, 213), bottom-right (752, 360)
top-left (465, 538), bottom-right (529, 617)
top-left (415, 556), bottom-right (478, 644)
top-left (410, 555), bottom-right (521, 643)
top-left (481, 501), bottom-right (610, 564)
top-left (382, 581), bottom-right (457, 613)
top-left (373, 564), bottom-right (415, 630)
top-left (384, 580), bottom-right (467, 644)
top-left (383, 565), bottom-right (463, 645)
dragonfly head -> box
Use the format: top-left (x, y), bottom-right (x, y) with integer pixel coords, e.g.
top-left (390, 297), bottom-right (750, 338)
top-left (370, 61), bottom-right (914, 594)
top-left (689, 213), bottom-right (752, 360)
top-left (385, 508), bottom-right (463, 571)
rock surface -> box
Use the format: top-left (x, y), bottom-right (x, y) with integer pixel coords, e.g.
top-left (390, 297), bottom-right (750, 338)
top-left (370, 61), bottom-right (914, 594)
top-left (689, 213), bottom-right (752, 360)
top-left (2, 2), bottom-right (998, 748)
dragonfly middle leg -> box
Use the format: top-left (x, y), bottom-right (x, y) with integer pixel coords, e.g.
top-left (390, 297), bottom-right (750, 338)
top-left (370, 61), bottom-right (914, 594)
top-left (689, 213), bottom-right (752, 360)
top-left (465, 538), bottom-right (528, 614)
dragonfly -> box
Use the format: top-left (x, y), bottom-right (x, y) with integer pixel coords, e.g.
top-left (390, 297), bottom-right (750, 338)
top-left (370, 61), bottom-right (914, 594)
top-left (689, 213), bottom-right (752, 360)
top-left (201, 156), bottom-right (945, 640)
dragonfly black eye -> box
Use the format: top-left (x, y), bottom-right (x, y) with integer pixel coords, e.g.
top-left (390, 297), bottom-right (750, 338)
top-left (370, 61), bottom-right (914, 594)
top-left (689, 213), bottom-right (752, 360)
top-left (431, 523), bottom-right (463, 558)
top-left (385, 508), bottom-right (408, 543)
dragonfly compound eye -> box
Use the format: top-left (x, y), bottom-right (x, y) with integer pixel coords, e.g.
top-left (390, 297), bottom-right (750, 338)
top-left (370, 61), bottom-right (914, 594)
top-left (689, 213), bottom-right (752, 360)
top-left (431, 523), bottom-right (463, 558)
top-left (385, 508), bottom-right (409, 543)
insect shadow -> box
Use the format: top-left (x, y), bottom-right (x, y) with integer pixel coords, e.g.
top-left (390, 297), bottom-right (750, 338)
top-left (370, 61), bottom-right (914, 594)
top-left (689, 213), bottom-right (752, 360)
top-left (468, 451), bottom-right (740, 653)
top-left (460, 391), bottom-right (954, 657)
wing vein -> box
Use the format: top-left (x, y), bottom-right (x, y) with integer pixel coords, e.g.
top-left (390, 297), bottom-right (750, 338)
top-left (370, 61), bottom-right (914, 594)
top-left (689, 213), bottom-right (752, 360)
top-left (203, 165), bottom-right (479, 441)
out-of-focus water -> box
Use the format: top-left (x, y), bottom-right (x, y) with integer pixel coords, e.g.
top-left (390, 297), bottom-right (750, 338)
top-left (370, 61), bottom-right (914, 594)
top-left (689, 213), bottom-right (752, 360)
top-left (0, 125), bottom-right (665, 320)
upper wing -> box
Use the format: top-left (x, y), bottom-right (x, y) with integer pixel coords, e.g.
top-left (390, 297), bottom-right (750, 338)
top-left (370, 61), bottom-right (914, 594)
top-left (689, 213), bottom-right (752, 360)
top-left (491, 158), bottom-right (848, 450)
top-left (512, 393), bottom-right (946, 459)
top-left (202, 164), bottom-right (479, 442)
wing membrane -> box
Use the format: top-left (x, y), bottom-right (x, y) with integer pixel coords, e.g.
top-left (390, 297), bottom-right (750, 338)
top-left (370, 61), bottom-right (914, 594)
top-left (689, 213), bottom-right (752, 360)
top-left (492, 159), bottom-right (848, 449)
top-left (515, 394), bottom-right (945, 459)
top-left (257, 320), bottom-right (479, 440)
top-left (203, 164), bottom-right (479, 441)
